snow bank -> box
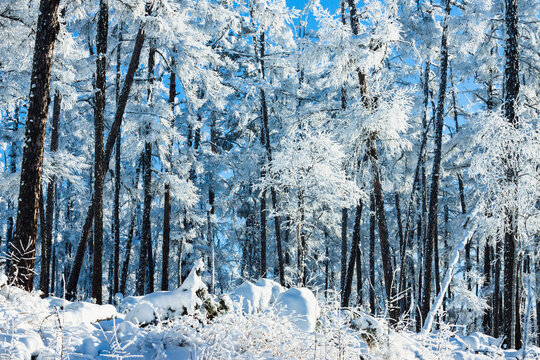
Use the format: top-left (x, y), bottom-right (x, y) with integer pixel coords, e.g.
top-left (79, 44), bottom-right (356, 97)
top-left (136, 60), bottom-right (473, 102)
top-left (230, 278), bottom-right (284, 313)
top-left (125, 258), bottom-right (207, 324)
top-left (229, 280), bottom-right (317, 332)
top-left (0, 332), bottom-right (43, 358)
top-left (274, 287), bottom-right (319, 332)
top-left (62, 301), bottom-right (118, 325)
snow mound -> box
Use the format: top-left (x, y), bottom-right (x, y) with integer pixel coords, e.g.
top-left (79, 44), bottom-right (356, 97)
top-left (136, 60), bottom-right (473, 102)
top-left (0, 332), bottom-right (43, 358)
top-left (125, 258), bottom-right (206, 324)
top-left (230, 278), bottom-right (284, 313)
top-left (274, 287), bottom-right (319, 332)
top-left (62, 301), bottom-right (118, 325)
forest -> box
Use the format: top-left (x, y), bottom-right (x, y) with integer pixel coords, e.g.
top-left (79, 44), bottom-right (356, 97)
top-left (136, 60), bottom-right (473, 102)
top-left (0, 0), bottom-right (539, 358)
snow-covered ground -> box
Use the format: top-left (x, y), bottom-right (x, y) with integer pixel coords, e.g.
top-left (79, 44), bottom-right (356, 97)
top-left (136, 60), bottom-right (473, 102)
top-left (0, 269), bottom-right (538, 359)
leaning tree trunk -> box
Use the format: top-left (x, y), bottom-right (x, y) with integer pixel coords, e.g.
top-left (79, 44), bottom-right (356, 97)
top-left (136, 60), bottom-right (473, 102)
top-left (422, 0), bottom-right (450, 325)
top-left (40, 91), bottom-right (61, 297)
top-left (92, 0), bottom-right (109, 305)
top-left (66, 7), bottom-right (149, 299)
top-left (503, 0), bottom-right (520, 349)
top-left (9, 0), bottom-right (61, 290)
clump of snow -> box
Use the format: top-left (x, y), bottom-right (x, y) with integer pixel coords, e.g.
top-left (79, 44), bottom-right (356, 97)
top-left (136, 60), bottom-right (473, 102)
top-left (117, 295), bottom-right (142, 314)
top-left (125, 258), bottom-right (207, 325)
top-left (63, 301), bottom-right (118, 325)
top-left (274, 287), bottom-right (319, 332)
top-left (0, 333), bottom-right (43, 358)
top-left (230, 278), bottom-right (284, 313)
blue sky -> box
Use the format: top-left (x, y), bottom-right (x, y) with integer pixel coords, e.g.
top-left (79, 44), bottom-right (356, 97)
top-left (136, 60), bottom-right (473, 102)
top-left (287, 0), bottom-right (338, 13)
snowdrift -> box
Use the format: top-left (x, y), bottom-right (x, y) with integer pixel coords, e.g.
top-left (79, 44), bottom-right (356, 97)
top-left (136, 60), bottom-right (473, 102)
top-left (1, 267), bottom-right (539, 359)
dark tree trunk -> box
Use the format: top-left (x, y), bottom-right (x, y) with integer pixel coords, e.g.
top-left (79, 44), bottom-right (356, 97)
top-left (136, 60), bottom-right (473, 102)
top-left (40, 92), bottom-right (61, 297)
top-left (112, 23), bottom-right (123, 297)
top-left (137, 47), bottom-right (156, 295)
top-left (66, 9), bottom-right (149, 299)
top-left (342, 202), bottom-right (362, 307)
top-left (162, 65), bottom-right (175, 291)
top-left (5, 112), bottom-right (18, 269)
top-left (92, 0), bottom-right (109, 305)
top-left (51, 245), bottom-right (56, 296)
top-left (395, 192), bottom-right (404, 260)
top-left (355, 209), bottom-right (363, 306)
top-left (514, 260), bottom-right (522, 349)
top-left (341, 208), bottom-right (348, 298)
top-left (483, 240), bottom-right (492, 333)
top-left (120, 209), bottom-right (137, 295)
top-left (422, 0), bottom-right (450, 325)
top-left (493, 236), bottom-right (502, 338)
top-left (503, 0), bottom-right (520, 349)
top-left (369, 195), bottom-right (376, 315)
top-left (9, 0), bottom-right (61, 290)
top-left (368, 137), bottom-right (398, 323)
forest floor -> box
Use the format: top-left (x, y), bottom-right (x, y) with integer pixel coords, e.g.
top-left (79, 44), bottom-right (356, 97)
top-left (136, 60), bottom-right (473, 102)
top-left (0, 271), bottom-right (538, 360)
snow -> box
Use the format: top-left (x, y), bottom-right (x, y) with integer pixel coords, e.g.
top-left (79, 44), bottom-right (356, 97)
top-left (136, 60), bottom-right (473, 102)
top-left (0, 274), bottom-right (539, 359)
top-left (63, 301), bottom-right (118, 325)
top-left (274, 287), bottom-right (319, 332)
top-left (229, 278), bottom-right (284, 313)
top-left (124, 258), bottom-right (206, 324)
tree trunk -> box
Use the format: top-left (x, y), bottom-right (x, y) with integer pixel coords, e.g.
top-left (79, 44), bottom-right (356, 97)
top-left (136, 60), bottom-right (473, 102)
top-left (40, 92), bottom-right (61, 297)
top-left (342, 202), bottom-right (362, 307)
top-left (341, 208), bottom-right (348, 298)
top-left (422, 0), bottom-right (450, 325)
top-left (92, 0), bottom-right (109, 305)
top-left (346, 0), bottom-right (396, 323)
top-left (112, 23), bottom-right (123, 297)
top-left (369, 195), bottom-right (376, 315)
top-left (368, 137), bottom-right (398, 323)
top-left (137, 47), bottom-right (156, 295)
top-left (66, 9), bottom-right (149, 299)
top-left (5, 111), bottom-right (19, 269)
top-left (9, 0), bottom-right (61, 290)
top-left (162, 64), bottom-right (175, 291)
top-left (120, 208), bottom-right (137, 295)
top-left (502, 0), bottom-right (520, 349)
top-left (494, 236), bottom-right (502, 338)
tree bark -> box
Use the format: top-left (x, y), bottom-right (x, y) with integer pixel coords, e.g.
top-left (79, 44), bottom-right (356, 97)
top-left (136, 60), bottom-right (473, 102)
top-left (341, 208), bottom-right (348, 298)
top-left (40, 92), bottom-right (61, 297)
top-left (137, 47), bottom-right (156, 295)
top-left (112, 23), bottom-right (123, 297)
top-left (92, 0), bottom-right (109, 305)
top-left (502, 0), bottom-right (520, 349)
top-left (369, 194), bottom-right (376, 315)
top-left (161, 64), bottom-right (175, 291)
top-left (342, 202), bottom-right (362, 307)
top-left (9, 0), bottom-right (61, 290)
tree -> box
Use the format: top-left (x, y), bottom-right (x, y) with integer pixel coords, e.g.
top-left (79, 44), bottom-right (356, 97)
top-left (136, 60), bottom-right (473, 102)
top-left (422, 0), bottom-right (451, 325)
top-left (92, 0), bottom-right (109, 305)
top-left (39, 91), bottom-right (61, 296)
top-left (502, 0), bottom-right (520, 348)
top-left (9, 0), bottom-right (61, 290)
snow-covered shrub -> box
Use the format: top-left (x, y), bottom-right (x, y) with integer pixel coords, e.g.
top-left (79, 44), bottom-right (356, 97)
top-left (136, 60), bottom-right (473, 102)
top-left (124, 258), bottom-right (210, 325)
